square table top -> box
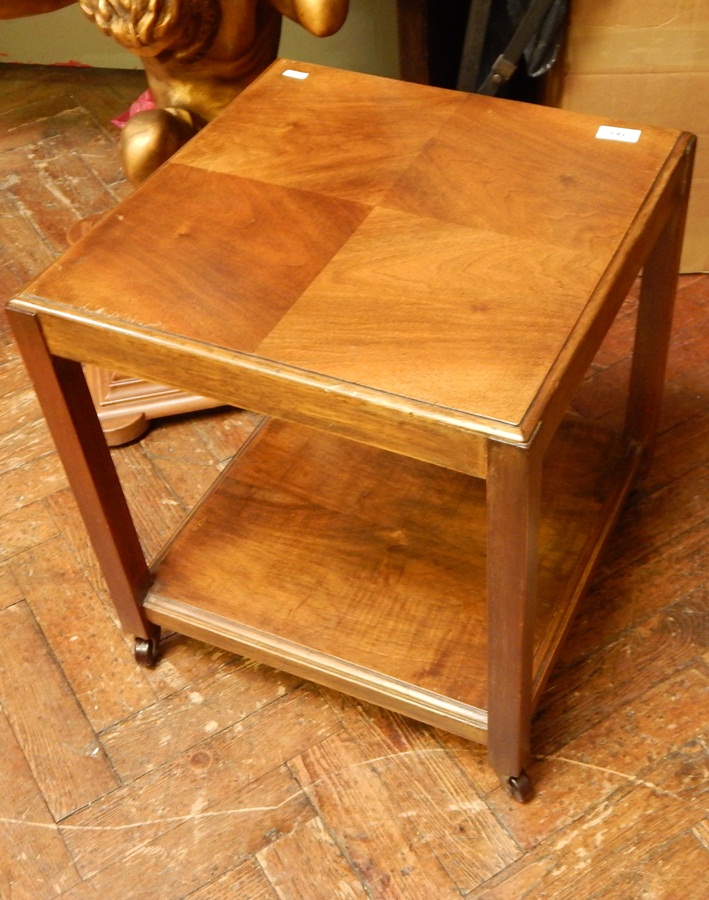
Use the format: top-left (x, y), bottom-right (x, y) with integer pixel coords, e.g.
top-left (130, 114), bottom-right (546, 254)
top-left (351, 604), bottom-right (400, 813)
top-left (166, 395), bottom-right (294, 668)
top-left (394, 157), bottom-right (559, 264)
top-left (15, 61), bottom-right (688, 447)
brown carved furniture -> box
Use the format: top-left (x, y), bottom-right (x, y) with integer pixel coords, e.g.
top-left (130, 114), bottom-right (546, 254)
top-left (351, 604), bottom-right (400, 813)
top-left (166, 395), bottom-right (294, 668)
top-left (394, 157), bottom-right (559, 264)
top-left (8, 62), bottom-right (695, 800)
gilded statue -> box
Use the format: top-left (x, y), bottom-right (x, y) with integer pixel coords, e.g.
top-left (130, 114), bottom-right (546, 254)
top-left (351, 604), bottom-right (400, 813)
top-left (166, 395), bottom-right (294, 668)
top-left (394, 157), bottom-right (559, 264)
top-left (2, 1), bottom-right (349, 183)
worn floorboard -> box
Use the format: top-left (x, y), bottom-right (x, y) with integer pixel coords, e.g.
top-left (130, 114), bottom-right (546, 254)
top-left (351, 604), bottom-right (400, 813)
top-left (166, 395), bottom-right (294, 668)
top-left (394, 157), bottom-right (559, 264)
top-left (0, 63), bottom-right (707, 898)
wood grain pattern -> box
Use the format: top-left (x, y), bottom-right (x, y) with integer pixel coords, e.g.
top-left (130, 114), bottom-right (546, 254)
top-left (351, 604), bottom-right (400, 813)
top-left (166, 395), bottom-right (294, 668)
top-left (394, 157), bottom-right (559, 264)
top-left (6, 58), bottom-right (695, 801)
top-left (11, 535), bottom-right (158, 732)
top-left (257, 816), bottom-right (369, 898)
top-left (0, 566), bottom-right (22, 610)
top-left (1, 63), bottom-right (707, 897)
top-left (0, 602), bottom-right (119, 820)
top-left (0, 713), bottom-right (79, 897)
top-left (60, 686), bottom-right (335, 879)
top-left (0, 498), bottom-right (58, 562)
top-left (99, 659), bottom-right (303, 782)
top-left (15, 61), bottom-right (693, 445)
top-left (186, 858), bottom-right (279, 899)
top-left (59, 769), bottom-right (314, 899)
top-left (289, 727), bottom-right (465, 897)
top-left (144, 415), bottom-right (633, 737)
top-left (476, 734), bottom-right (709, 897)
top-left (7, 312), bottom-right (157, 639)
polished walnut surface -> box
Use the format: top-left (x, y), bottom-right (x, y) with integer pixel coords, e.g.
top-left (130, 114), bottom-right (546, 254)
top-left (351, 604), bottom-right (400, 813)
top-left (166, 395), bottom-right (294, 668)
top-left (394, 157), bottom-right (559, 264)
top-left (18, 61), bottom-right (687, 448)
top-left (3, 61), bottom-right (708, 891)
top-left (146, 415), bottom-right (627, 723)
top-left (8, 60), bottom-right (695, 799)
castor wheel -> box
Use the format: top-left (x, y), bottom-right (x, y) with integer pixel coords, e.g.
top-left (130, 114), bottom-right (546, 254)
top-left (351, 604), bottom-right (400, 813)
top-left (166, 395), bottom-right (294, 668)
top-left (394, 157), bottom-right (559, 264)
top-left (505, 770), bottom-right (534, 803)
top-left (134, 636), bottom-right (160, 668)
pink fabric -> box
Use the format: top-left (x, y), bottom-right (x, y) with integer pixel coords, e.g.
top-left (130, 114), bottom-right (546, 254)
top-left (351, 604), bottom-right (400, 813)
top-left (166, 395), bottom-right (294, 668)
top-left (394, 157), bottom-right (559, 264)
top-left (111, 90), bottom-right (156, 128)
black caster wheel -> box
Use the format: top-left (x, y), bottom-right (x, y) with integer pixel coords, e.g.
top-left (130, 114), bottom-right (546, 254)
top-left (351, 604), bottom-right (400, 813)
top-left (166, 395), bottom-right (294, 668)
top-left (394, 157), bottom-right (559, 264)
top-left (506, 770), bottom-right (534, 803)
top-left (134, 636), bottom-right (160, 668)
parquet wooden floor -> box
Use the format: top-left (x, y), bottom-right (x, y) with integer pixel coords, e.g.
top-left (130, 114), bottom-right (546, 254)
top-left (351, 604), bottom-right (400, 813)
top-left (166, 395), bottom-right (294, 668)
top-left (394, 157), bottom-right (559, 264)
top-left (0, 63), bottom-right (707, 899)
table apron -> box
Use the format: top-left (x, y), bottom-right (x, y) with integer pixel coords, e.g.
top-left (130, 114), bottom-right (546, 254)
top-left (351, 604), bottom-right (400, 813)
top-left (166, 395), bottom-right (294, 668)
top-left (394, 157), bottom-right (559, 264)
top-left (16, 303), bottom-right (514, 479)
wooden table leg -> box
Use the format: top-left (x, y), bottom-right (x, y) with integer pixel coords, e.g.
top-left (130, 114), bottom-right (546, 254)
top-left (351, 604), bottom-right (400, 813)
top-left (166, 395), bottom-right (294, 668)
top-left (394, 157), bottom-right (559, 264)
top-left (7, 308), bottom-right (158, 654)
top-left (625, 139), bottom-right (696, 466)
top-left (486, 438), bottom-right (542, 801)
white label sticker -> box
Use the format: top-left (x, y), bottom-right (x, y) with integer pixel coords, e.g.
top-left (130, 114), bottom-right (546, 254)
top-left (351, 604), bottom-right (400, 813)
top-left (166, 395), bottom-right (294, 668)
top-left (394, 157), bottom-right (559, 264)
top-left (596, 125), bottom-right (642, 144)
top-left (283, 69), bottom-right (309, 80)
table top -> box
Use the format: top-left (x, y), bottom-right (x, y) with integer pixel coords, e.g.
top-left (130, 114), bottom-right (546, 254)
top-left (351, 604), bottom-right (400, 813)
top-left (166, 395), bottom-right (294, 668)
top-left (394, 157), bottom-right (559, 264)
top-left (15, 61), bottom-right (689, 452)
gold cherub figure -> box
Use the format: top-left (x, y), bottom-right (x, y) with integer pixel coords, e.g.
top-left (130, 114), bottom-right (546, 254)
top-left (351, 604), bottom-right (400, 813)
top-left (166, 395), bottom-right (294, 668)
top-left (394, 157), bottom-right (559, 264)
top-left (2, 0), bottom-right (349, 183)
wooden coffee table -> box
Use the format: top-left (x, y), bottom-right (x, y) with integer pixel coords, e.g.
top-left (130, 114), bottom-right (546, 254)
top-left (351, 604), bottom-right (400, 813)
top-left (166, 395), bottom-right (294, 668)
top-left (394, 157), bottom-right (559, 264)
top-left (7, 61), bottom-right (694, 801)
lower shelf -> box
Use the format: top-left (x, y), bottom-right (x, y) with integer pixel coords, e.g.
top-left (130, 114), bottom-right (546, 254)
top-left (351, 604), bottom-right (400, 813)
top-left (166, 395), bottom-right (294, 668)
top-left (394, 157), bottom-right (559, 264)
top-left (144, 416), bottom-right (639, 743)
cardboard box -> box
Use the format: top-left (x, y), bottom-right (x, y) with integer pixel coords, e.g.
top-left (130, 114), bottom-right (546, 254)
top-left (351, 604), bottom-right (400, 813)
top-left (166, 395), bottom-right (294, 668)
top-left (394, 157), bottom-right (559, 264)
top-left (546, 0), bottom-right (708, 272)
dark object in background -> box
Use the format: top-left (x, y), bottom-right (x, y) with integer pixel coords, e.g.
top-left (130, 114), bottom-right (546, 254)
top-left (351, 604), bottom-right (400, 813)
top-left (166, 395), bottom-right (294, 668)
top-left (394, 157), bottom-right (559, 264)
top-left (507, 0), bottom-right (568, 79)
top-left (412, 0), bottom-right (568, 101)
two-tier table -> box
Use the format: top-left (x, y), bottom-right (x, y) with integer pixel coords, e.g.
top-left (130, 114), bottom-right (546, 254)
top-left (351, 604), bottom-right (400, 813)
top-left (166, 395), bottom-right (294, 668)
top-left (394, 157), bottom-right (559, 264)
top-left (7, 61), bottom-right (695, 801)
